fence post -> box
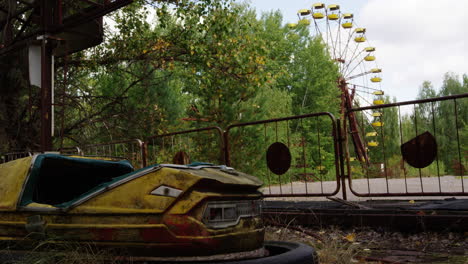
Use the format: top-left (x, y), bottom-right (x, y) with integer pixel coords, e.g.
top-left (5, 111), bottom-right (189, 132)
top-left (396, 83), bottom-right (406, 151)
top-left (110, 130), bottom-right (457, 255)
top-left (223, 130), bottom-right (231, 166)
top-left (337, 120), bottom-right (347, 200)
top-left (141, 141), bottom-right (148, 168)
top-left (134, 139), bottom-right (146, 168)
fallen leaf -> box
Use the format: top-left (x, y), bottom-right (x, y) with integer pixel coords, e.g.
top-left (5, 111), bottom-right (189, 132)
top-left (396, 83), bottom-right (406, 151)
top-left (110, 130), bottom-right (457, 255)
top-left (344, 233), bottom-right (356, 242)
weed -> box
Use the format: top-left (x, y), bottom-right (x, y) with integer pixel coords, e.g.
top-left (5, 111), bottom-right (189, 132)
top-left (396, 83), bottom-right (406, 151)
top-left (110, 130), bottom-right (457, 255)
top-left (1, 237), bottom-right (130, 264)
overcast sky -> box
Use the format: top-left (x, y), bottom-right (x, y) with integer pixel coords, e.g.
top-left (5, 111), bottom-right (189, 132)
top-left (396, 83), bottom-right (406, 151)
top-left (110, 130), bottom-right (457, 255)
top-left (243, 0), bottom-right (467, 102)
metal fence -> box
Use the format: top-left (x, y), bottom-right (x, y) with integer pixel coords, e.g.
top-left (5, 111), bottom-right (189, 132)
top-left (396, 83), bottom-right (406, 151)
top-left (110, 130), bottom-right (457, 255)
top-left (345, 93), bottom-right (467, 197)
top-left (0, 148), bottom-right (82, 164)
top-left (145, 127), bottom-right (225, 166)
top-left (225, 112), bottom-right (342, 197)
top-left (2, 94), bottom-right (467, 199)
top-left (1, 151), bottom-right (34, 163)
top-left (57, 147), bottom-right (83, 156)
top-left (77, 139), bottom-right (146, 169)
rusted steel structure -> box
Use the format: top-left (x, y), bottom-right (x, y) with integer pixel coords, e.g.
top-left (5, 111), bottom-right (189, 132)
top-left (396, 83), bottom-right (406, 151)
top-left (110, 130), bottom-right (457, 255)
top-left (0, 0), bottom-right (135, 152)
top-left (338, 78), bottom-right (369, 165)
top-left (2, 93), bottom-right (467, 199)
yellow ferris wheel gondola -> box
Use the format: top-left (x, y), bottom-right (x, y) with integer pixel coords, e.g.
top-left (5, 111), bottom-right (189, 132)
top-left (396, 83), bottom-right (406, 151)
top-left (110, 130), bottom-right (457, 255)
top-left (370, 67), bottom-right (382, 83)
top-left (354, 28), bottom-right (366, 43)
top-left (366, 132), bottom-right (378, 137)
top-left (372, 121), bottom-right (384, 127)
top-left (355, 36), bottom-right (366, 43)
top-left (355, 28), bottom-right (366, 34)
top-left (297, 9), bottom-right (311, 16)
top-left (373, 90), bottom-right (384, 95)
top-left (368, 141), bottom-right (379, 147)
top-left (327, 4), bottom-right (340, 20)
top-left (372, 112), bottom-right (382, 117)
top-left (312, 3), bottom-right (325, 19)
top-left (373, 99), bottom-right (384, 105)
top-left (365, 47), bottom-right (376, 62)
top-left (342, 13), bottom-right (353, 28)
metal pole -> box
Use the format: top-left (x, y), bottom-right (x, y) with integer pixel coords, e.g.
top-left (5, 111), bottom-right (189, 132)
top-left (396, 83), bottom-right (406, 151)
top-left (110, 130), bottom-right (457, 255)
top-left (39, 0), bottom-right (54, 151)
top-left (40, 38), bottom-right (53, 151)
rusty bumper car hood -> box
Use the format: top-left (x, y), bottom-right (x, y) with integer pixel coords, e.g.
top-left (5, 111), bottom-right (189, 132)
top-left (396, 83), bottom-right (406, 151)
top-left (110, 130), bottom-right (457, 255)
top-left (155, 163), bottom-right (263, 187)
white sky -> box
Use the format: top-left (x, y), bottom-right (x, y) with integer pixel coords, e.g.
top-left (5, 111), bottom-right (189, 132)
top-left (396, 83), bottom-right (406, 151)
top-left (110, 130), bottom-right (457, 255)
top-left (243, 0), bottom-right (468, 102)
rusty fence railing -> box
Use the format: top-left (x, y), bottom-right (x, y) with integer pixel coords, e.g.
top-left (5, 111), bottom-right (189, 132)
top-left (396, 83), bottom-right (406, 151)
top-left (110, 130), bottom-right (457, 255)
top-left (145, 127), bottom-right (225, 166)
top-left (1, 151), bottom-right (34, 164)
top-left (57, 146), bottom-right (83, 156)
top-left (2, 94), bottom-right (467, 200)
top-left (77, 139), bottom-right (146, 169)
top-left (225, 112), bottom-right (342, 197)
top-left (345, 93), bottom-right (467, 197)
top-left (1, 148), bottom-right (82, 164)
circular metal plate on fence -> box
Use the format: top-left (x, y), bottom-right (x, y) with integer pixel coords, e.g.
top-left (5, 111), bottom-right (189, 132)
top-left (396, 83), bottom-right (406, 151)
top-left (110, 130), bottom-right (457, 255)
top-left (266, 142), bottom-right (291, 175)
top-left (401, 131), bottom-right (437, 169)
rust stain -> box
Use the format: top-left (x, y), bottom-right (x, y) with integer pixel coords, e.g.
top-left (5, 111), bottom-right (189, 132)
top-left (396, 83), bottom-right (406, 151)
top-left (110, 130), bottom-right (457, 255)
top-left (163, 215), bottom-right (208, 237)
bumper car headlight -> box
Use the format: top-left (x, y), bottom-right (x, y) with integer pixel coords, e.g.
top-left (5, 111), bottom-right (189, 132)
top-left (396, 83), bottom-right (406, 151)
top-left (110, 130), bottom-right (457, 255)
top-left (202, 200), bottom-right (262, 229)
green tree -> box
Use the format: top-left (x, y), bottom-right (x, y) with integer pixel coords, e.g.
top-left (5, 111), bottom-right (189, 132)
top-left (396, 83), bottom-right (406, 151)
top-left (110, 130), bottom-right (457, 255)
top-left (436, 73), bottom-right (467, 174)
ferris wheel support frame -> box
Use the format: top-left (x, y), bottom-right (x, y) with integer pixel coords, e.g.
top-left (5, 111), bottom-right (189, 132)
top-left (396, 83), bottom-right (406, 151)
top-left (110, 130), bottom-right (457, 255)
top-left (338, 77), bottom-right (369, 165)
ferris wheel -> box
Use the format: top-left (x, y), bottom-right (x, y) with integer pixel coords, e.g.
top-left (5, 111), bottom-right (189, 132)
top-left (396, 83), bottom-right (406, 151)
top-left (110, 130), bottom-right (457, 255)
top-left (290, 3), bottom-right (385, 164)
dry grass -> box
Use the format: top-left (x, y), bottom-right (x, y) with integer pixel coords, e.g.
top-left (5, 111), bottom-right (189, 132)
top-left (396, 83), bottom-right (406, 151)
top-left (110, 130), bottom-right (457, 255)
top-left (265, 225), bottom-right (468, 264)
top-left (3, 228), bottom-right (466, 263)
top-left (1, 238), bottom-right (129, 264)
top-left (265, 225), bottom-right (362, 264)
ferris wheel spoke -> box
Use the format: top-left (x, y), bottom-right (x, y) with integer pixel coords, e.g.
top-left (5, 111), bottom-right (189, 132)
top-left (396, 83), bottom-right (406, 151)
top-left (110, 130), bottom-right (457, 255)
top-left (326, 19), bottom-right (338, 61)
top-left (341, 45), bottom-right (363, 76)
top-left (335, 15), bottom-right (342, 61)
top-left (340, 22), bottom-right (354, 63)
top-left (313, 19), bottom-right (323, 41)
top-left (338, 18), bottom-right (341, 63)
top-left (348, 83), bottom-right (382, 91)
top-left (346, 70), bottom-right (373, 81)
top-left (324, 10), bottom-right (330, 51)
top-left (344, 58), bottom-right (365, 78)
top-left (354, 92), bottom-right (374, 107)
top-left (343, 52), bottom-right (365, 77)
top-left (353, 88), bottom-right (376, 95)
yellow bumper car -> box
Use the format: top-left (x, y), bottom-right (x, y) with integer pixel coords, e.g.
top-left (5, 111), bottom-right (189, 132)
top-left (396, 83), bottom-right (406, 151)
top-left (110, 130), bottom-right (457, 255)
top-left (0, 154), bottom-right (264, 257)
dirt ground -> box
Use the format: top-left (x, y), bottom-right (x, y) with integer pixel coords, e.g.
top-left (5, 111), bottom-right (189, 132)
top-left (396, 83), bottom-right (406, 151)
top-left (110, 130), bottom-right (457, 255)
top-left (265, 225), bottom-right (468, 264)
